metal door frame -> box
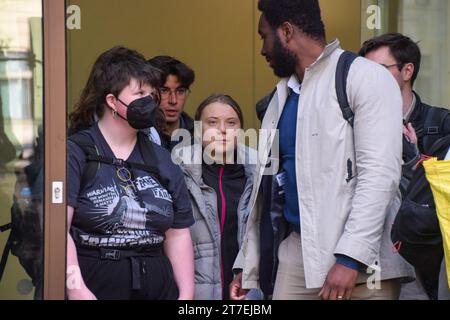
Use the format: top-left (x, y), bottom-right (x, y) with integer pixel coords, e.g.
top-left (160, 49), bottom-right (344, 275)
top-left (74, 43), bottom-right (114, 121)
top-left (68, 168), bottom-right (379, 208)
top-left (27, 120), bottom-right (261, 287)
top-left (43, 0), bottom-right (66, 300)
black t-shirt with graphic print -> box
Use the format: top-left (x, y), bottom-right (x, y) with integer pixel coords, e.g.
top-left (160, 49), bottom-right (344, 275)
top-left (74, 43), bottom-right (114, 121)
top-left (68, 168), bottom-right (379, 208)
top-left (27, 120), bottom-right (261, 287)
top-left (68, 124), bottom-right (194, 250)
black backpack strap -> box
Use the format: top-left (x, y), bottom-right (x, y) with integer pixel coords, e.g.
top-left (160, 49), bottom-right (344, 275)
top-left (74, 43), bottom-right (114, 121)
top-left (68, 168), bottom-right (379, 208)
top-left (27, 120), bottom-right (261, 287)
top-left (126, 161), bottom-right (160, 178)
top-left (68, 132), bottom-right (103, 191)
top-left (428, 134), bottom-right (450, 158)
top-left (134, 132), bottom-right (170, 191)
top-left (70, 133), bottom-right (147, 189)
top-left (256, 88), bottom-right (277, 122)
top-left (422, 107), bottom-right (450, 153)
top-left (0, 223), bottom-right (11, 232)
top-left (70, 131), bottom-right (172, 202)
top-left (0, 232), bottom-right (12, 282)
top-left (424, 107), bottom-right (450, 136)
top-left (336, 51), bottom-right (358, 128)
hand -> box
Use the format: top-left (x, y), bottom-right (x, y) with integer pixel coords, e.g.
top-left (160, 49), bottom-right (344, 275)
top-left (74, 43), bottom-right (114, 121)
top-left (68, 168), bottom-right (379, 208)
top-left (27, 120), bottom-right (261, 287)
top-left (67, 286), bottom-right (97, 300)
top-left (403, 123), bottom-right (418, 146)
top-left (319, 263), bottom-right (359, 300)
top-left (229, 272), bottom-right (249, 300)
top-left (402, 134), bottom-right (419, 163)
top-left (178, 293), bottom-right (194, 300)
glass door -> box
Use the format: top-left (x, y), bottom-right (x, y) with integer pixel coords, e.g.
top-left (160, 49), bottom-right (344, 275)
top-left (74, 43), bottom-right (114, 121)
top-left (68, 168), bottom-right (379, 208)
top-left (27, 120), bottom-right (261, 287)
top-left (360, 0), bottom-right (450, 107)
top-left (0, 0), bottom-right (66, 300)
top-left (0, 0), bottom-right (44, 300)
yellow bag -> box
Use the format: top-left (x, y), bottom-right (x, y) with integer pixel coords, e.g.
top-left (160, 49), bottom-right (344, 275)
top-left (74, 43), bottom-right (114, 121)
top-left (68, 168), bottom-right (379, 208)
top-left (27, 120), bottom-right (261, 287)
top-left (424, 158), bottom-right (450, 290)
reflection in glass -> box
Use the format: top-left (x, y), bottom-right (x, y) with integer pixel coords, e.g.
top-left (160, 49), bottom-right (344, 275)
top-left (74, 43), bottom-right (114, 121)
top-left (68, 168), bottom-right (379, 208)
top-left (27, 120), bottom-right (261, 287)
top-left (361, 0), bottom-right (450, 107)
top-left (0, 0), bottom-right (43, 300)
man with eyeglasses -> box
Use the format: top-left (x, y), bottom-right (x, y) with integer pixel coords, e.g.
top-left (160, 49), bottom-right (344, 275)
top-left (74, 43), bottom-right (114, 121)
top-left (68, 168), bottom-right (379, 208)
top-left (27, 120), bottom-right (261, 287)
top-left (360, 33), bottom-right (450, 180)
top-left (360, 33), bottom-right (450, 300)
top-left (148, 56), bottom-right (195, 151)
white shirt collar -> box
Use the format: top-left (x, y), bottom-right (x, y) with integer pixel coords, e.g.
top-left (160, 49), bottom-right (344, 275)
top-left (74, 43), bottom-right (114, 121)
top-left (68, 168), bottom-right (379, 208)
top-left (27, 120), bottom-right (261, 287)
top-left (287, 74), bottom-right (302, 94)
top-left (404, 94), bottom-right (416, 122)
top-left (285, 39), bottom-right (341, 94)
top-left (445, 147), bottom-right (450, 161)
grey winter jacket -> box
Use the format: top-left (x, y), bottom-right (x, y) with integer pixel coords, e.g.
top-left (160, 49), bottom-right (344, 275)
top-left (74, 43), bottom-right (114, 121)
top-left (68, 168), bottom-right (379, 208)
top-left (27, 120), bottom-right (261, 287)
top-left (177, 144), bottom-right (257, 300)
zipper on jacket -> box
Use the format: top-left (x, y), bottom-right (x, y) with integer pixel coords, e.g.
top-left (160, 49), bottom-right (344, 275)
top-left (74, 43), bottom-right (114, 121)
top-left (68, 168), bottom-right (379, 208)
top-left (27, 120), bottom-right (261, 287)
top-left (218, 166), bottom-right (226, 299)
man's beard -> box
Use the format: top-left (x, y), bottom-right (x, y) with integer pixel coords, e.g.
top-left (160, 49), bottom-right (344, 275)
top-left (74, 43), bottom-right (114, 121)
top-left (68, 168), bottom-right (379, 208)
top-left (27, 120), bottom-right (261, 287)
top-left (270, 35), bottom-right (298, 78)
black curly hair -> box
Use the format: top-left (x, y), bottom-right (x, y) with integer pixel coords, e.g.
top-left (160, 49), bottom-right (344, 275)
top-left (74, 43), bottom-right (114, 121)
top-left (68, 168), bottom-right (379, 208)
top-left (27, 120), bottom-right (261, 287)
top-left (258, 0), bottom-right (326, 41)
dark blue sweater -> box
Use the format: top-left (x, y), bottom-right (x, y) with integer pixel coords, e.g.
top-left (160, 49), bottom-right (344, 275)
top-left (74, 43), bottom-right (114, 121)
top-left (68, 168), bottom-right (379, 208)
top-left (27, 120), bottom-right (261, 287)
top-left (278, 90), bottom-right (362, 271)
top-left (278, 91), bottom-right (301, 232)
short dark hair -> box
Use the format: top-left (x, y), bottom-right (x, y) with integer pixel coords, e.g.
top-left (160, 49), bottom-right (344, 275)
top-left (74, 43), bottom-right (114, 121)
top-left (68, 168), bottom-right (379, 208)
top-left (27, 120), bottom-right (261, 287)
top-left (258, 0), bottom-right (326, 41)
top-left (195, 94), bottom-right (244, 128)
top-left (148, 56), bottom-right (195, 89)
top-left (359, 33), bottom-right (422, 86)
top-left (70, 46), bottom-right (162, 129)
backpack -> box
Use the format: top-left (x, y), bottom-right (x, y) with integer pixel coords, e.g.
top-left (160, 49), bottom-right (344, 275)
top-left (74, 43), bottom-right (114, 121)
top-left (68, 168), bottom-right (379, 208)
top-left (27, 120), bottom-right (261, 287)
top-left (417, 105), bottom-right (450, 155)
top-left (67, 129), bottom-right (172, 202)
top-left (0, 128), bottom-right (172, 283)
top-left (0, 130), bottom-right (44, 286)
top-left (391, 134), bottom-right (450, 299)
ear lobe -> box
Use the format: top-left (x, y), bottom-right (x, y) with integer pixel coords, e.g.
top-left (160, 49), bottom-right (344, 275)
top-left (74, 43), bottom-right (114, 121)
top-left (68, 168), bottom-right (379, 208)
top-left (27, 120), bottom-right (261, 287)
top-left (403, 63), bottom-right (415, 82)
top-left (280, 22), bottom-right (294, 42)
top-left (105, 93), bottom-right (117, 110)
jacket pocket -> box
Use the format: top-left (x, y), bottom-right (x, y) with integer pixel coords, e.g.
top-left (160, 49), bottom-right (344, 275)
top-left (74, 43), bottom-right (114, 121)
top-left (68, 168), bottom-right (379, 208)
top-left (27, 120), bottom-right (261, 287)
top-left (193, 242), bottom-right (215, 259)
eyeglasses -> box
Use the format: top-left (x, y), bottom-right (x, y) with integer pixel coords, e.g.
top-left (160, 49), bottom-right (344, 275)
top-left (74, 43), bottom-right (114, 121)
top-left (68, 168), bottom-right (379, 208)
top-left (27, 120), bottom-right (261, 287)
top-left (381, 63), bottom-right (404, 70)
top-left (159, 87), bottom-right (190, 100)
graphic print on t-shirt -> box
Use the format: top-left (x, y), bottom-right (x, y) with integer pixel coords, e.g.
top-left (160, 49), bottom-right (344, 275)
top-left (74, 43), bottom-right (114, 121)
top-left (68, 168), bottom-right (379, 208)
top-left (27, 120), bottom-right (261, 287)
top-left (73, 170), bottom-right (175, 249)
top-left (91, 173), bottom-right (172, 225)
top-left (68, 124), bottom-right (195, 250)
